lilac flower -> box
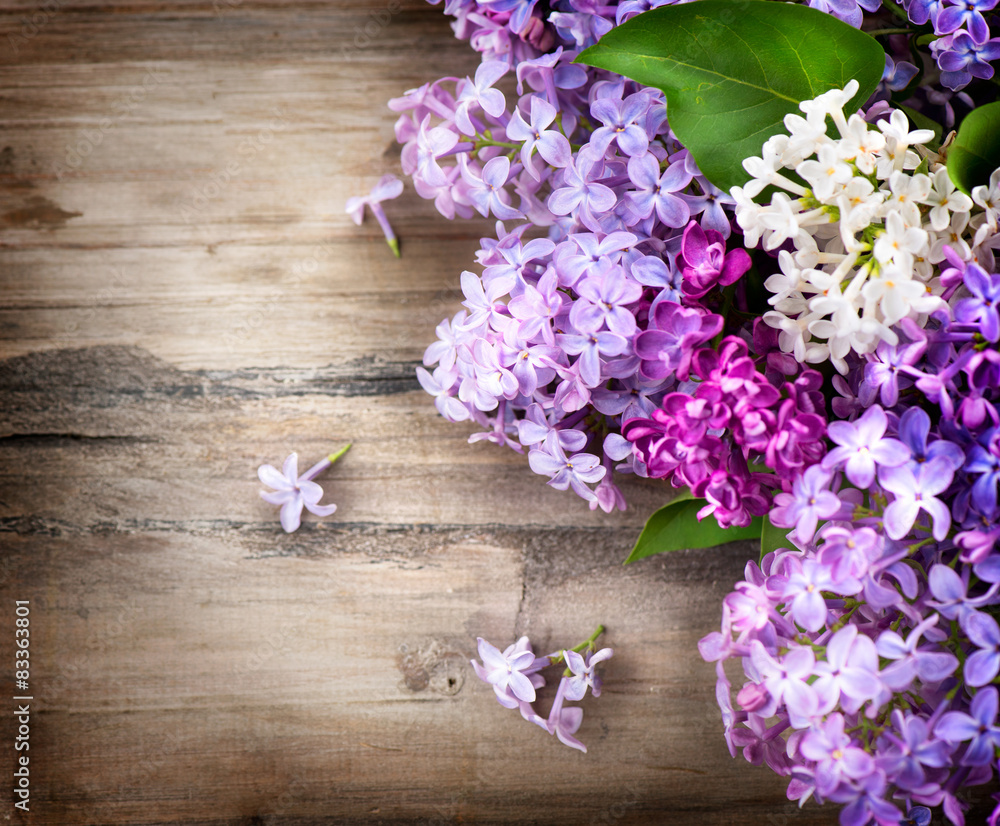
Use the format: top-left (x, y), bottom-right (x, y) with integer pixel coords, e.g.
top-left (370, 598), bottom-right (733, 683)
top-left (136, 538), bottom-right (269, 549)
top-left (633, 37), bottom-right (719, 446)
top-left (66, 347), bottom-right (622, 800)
top-left (822, 405), bottom-right (910, 488)
top-left (624, 152), bottom-right (691, 228)
top-left (423, 309), bottom-right (469, 371)
top-left (258, 447), bottom-right (349, 533)
top-left (781, 556), bottom-right (854, 631)
top-left (461, 155), bottom-right (524, 221)
top-left (562, 647), bottom-right (613, 701)
top-left (730, 714), bottom-right (792, 773)
top-left (934, 0), bottom-right (998, 44)
top-left (749, 641), bottom-right (820, 728)
top-left (769, 464), bottom-right (842, 544)
top-left (527, 432), bottom-right (606, 502)
top-left (548, 703), bottom-right (587, 752)
top-left (590, 373), bottom-right (667, 422)
top-left (876, 710), bottom-right (953, 792)
top-left (896, 407), bottom-right (966, 473)
top-left (507, 270), bottom-right (564, 344)
top-left (955, 262), bottom-right (1000, 342)
top-left (807, 0), bottom-right (876, 27)
top-left (553, 231), bottom-right (637, 288)
top-left (678, 220), bottom-right (752, 300)
top-left (547, 146), bottom-right (618, 231)
top-left (682, 178), bottom-right (737, 239)
top-left (570, 260), bottom-right (643, 335)
top-left (827, 770), bottom-right (902, 826)
top-left (907, 0), bottom-right (948, 25)
top-left (345, 174), bottom-right (404, 257)
top-left (471, 635), bottom-right (546, 707)
top-left (963, 610), bottom-right (1000, 686)
top-left (800, 714), bottom-right (875, 796)
top-left (927, 563), bottom-right (998, 625)
top-left (404, 114), bottom-right (459, 190)
top-left (483, 234), bottom-right (555, 295)
top-left (862, 338), bottom-right (924, 408)
top-left (589, 91), bottom-right (653, 157)
top-left (633, 301), bottom-right (723, 382)
top-left (416, 365), bottom-right (471, 422)
top-left (514, 47), bottom-right (586, 101)
top-left (515, 403), bottom-right (588, 452)
top-left (931, 32), bottom-right (1000, 89)
top-left (454, 60), bottom-right (508, 136)
top-left (505, 94), bottom-right (573, 179)
top-left (935, 686), bottom-right (1000, 765)
top-left (629, 254), bottom-right (684, 312)
top-left (556, 329), bottom-right (629, 387)
top-left (879, 458), bottom-right (955, 541)
top-left (812, 625), bottom-right (882, 714)
top-left (876, 615), bottom-right (959, 690)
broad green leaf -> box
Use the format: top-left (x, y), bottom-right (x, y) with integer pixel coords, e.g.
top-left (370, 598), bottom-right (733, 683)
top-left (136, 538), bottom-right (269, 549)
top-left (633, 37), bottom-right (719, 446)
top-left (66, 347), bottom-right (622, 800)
top-left (759, 514), bottom-right (793, 564)
top-left (947, 102), bottom-right (1000, 195)
top-left (576, 0), bottom-right (884, 190)
top-left (626, 492), bottom-right (764, 563)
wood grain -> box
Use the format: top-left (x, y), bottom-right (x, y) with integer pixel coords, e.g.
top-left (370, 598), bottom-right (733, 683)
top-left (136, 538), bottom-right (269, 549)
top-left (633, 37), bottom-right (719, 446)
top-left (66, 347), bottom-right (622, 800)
top-left (0, 2), bottom-right (994, 825)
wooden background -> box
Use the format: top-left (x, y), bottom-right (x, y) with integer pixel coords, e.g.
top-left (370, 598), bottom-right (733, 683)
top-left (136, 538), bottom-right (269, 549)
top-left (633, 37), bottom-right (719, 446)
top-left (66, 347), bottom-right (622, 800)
top-left (0, 2), bottom-right (992, 824)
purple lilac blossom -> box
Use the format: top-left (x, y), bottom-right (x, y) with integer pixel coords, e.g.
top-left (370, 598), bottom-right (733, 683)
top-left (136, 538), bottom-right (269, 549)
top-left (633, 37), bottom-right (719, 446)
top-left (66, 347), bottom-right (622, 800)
top-left (258, 448), bottom-right (348, 533)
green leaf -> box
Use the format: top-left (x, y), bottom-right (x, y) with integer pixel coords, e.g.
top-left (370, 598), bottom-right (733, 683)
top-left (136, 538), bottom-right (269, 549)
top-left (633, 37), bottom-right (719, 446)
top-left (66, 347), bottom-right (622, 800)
top-left (759, 514), bottom-right (793, 564)
top-left (626, 492), bottom-right (764, 563)
top-left (947, 102), bottom-right (1000, 196)
top-left (576, 0), bottom-right (884, 190)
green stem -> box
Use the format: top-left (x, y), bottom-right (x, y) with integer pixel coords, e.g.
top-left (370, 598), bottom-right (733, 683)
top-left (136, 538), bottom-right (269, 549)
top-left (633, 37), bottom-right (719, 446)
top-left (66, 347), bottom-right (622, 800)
top-left (571, 625), bottom-right (606, 653)
top-left (328, 443), bottom-right (352, 464)
top-left (474, 137), bottom-right (521, 152)
top-left (549, 625), bottom-right (607, 666)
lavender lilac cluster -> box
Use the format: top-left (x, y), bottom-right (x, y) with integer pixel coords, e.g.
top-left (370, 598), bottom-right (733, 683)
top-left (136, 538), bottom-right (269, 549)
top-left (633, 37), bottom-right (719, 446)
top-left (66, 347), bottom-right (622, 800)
top-left (405, 3), bottom-right (791, 513)
top-left (470, 631), bottom-right (613, 752)
top-left (699, 259), bottom-right (1000, 822)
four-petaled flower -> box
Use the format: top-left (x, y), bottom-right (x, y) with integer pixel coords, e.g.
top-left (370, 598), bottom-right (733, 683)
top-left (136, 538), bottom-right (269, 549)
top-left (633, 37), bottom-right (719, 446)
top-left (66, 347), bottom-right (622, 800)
top-left (258, 446), bottom-right (350, 533)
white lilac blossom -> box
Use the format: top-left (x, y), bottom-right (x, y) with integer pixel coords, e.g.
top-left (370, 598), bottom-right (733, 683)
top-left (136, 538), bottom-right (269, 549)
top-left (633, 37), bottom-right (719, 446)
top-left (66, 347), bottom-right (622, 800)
top-left (733, 83), bottom-right (1000, 374)
top-left (257, 445), bottom-right (350, 532)
top-left (470, 627), bottom-right (612, 753)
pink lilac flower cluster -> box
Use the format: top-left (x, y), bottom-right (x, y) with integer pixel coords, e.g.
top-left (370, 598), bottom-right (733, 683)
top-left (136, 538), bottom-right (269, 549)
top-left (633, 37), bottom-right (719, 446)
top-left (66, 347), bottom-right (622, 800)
top-left (699, 252), bottom-right (1000, 824)
top-left (470, 631), bottom-right (613, 752)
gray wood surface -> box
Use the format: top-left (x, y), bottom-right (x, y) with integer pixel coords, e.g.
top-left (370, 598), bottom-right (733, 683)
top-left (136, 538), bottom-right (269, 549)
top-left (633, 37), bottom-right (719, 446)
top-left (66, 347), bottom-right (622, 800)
top-left (0, 2), bottom-right (992, 824)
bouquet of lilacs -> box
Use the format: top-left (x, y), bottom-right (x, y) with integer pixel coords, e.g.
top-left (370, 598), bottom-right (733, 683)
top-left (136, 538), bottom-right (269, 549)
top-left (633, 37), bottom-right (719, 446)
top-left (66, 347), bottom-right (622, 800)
top-left (344, 0), bottom-right (1000, 819)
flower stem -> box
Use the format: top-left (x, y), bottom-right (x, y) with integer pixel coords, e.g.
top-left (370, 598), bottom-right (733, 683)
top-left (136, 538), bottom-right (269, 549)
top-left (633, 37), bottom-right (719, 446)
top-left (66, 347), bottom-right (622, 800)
top-left (570, 624), bottom-right (606, 653)
top-left (328, 443), bottom-right (352, 465)
top-left (370, 203), bottom-right (400, 258)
